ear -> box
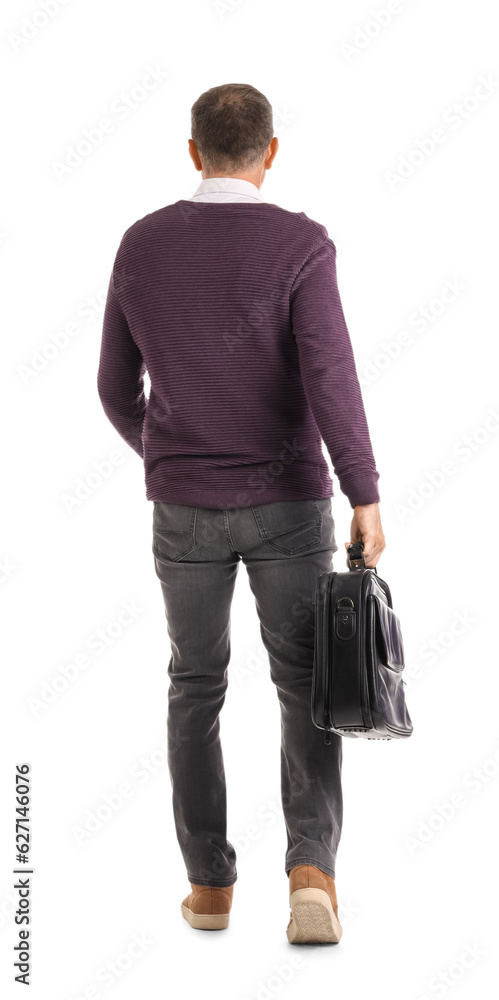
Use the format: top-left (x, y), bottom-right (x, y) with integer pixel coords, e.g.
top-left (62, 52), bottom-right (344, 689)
top-left (188, 139), bottom-right (203, 172)
top-left (265, 137), bottom-right (279, 170)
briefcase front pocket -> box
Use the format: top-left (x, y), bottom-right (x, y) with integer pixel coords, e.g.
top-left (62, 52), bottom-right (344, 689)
top-left (367, 595), bottom-right (413, 736)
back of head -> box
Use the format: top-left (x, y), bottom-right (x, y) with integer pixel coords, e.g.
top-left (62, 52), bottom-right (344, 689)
top-left (191, 83), bottom-right (274, 175)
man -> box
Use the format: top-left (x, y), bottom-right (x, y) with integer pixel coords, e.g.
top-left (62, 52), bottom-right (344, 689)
top-left (97, 82), bottom-right (385, 944)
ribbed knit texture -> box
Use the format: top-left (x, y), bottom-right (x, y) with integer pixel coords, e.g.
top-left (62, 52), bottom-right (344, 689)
top-left (97, 200), bottom-right (380, 509)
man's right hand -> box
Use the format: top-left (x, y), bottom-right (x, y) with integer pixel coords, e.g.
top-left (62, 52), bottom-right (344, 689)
top-left (344, 502), bottom-right (386, 568)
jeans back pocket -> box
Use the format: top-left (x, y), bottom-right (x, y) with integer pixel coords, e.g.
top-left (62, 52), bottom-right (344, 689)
top-left (152, 502), bottom-right (198, 562)
top-left (252, 499), bottom-right (322, 555)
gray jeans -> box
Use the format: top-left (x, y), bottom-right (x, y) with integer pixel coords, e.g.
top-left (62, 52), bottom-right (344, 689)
top-left (152, 496), bottom-right (342, 888)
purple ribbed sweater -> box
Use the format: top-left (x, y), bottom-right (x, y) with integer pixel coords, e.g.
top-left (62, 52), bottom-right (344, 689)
top-left (97, 200), bottom-right (380, 509)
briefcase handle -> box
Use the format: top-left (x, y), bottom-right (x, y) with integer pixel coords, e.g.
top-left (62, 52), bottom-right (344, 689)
top-left (347, 541), bottom-right (378, 574)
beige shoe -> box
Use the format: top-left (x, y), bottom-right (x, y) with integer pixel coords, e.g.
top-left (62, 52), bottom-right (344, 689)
top-left (181, 883), bottom-right (234, 930)
top-left (286, 865), bottom-right (342, 944)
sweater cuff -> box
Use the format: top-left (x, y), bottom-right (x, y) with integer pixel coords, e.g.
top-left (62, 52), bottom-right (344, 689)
top-left (340, 475), bottom-right (381, 509)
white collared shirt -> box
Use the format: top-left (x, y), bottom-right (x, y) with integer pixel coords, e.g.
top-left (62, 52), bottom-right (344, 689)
top-left (189, 176), bottom-right (265, 203)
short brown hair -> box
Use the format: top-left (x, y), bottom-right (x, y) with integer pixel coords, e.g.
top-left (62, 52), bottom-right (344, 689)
top-left (191, 83), bottom-right (274, 174)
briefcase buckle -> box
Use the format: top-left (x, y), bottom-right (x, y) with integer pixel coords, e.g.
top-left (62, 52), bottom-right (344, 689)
top-left (335, 597), bottom-right (356, 639)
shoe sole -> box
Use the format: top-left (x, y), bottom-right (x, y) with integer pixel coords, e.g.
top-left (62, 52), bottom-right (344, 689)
top-left (286, 888), bottom-right (343, 944)
top-left (181, 904), bottom-right (230, 930)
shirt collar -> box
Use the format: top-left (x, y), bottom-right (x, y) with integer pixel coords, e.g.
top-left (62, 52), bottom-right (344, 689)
top-left (190, 176), bottom-right (265, 202)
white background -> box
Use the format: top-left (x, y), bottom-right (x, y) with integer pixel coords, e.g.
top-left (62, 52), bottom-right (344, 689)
top-left (1, 0), bottom-right (498, 997)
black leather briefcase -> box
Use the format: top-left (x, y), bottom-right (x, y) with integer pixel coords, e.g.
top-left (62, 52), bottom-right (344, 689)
top-left (312, 542), bottom-right (413, 742)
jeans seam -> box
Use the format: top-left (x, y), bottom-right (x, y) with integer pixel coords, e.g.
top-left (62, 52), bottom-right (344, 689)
top-left (222, 509), bottom-right (237, 552)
